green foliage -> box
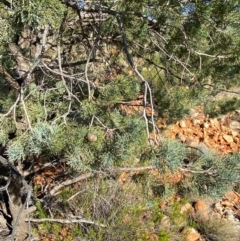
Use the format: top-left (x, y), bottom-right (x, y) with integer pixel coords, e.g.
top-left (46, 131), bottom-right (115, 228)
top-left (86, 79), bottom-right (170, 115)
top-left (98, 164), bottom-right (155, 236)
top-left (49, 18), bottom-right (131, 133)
top-left (12, 0), bottom-right (66, 29)
top-left (154, 139), bottom-right (187, 173)
top-left (35, 201), bottom-right (49, 219)
top-left (180, 152), bottom-right (240, 199)
top-left (155, 86), bottom-right (204, 123)
top-left (6, 122), bottom-right (65, 161)
top-left (152, 140), bottom-right (240, 199)
top-left (53, 177), bottom-right (198, 241)
top-left (7, 138), bottom-right (26, 161)
top-left (80, 100), bottom-right (99, 119)
top-left (28, 122), bottom-right (63, 155)
top-left (52, 178), bottom-right (187, 241)
top-left (0, 118), bottom-right (15, 145)
top-left (204, 96), bottom-right (240, 117)
top-left (99, 75), bottom-right (140, 103)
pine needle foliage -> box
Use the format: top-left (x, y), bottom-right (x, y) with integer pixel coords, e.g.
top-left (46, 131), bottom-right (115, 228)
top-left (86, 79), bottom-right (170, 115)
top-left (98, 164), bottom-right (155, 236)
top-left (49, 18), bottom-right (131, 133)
top-left (12, 0), bottom-right (66, 29)
top-left (187, 152), bottom-right (240, 199)
top-left (154, 139), bottom-right (188, 173)
top-left (6, 122), bottom-right (64, 161)
top-left (152, 140), bottom-right (240, 199)
top-left (99, 75), bottom-right (141, 104)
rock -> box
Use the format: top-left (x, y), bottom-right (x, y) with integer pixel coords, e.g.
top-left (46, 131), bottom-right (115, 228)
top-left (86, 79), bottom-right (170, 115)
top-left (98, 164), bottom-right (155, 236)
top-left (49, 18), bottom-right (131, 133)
top-left (194, 200), bottom-right (209, 220)
top-left (182, 227), bottom-right (201, 241)
top-left (196, 142), bottom-right (209, 154)
top-left (160, 216), bottom-right (170, 229)
top-left (185, 137), bottom-right (196, 146)
top-left (192, 119), bottom-right (200, 126)
top-left (231, 130), bottom-right (239, 138)
top-left (195, 200), bottom-right (208, 212)
top-left (223, 134), bottom-right (233, 143)
top-left (180, 203), bottom-right (194, 215)
top-left (213, 202), bottom-right (223, 213)
top-left (176, 132), bottom-right (186, 142)
top-left (230, 120), bottom-right (240, 130)
top-left (204, 122), bottom-right (210, 128)
top-left (232, 111), bottom-right (240, 122)
top-left (221, 200), bottom-right (234, 208)
top-left (189, 108), bottom-right (200, 118)
top-left (179, 120), bottom-right (187, 128)
top-left (211, 212), bottom-right (221, 219)
top-left (224, 208), bottom-right (237, 222)
top-left (209, 118), bottom-right (219, 128)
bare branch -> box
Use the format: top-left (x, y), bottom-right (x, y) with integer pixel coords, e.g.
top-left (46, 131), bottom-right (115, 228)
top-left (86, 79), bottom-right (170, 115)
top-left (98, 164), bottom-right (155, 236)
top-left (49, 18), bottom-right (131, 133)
top-left (27, 217), bottom-right (106, 227)
top-left (116, 13), bottom-right (157, 144)
top-left (193, 50), bottom-right (231, 59)
top-left (0, 65), bottom-right (18, 89)
top-left (49, 172), bottom-right (94, 196)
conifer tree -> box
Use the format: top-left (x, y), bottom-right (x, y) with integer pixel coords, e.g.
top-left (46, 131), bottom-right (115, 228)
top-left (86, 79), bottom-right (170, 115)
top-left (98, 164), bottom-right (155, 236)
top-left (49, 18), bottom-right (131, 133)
top-left (0, 0), bottom-right (240, 239)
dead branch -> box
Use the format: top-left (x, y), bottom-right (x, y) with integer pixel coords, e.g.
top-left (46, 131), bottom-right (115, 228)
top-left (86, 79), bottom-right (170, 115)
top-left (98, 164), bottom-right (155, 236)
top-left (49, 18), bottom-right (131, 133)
top-left (107, 165), bottom-right (154, 172)
top-left (49, 172), bottom-right (94, 196)
top-left (56, 13), bottom-right (81, 124)
top-left (179, 167), bottom-right (218, 175)
top-left (23, 159), bottom-right (58, 177)
top-left (27, 217), bottom-right (106, 227)
top-left (116, 13), bottom-right (157, 144)
top-left (0, 65), bottom-right (19, 89)
top-left (0, 156), bottom-right (33, 241)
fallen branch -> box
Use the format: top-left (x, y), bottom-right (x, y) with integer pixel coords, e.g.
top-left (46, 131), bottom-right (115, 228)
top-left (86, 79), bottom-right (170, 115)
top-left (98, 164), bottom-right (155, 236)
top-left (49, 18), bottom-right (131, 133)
top-left (27, 217), bottom-right (106, 227)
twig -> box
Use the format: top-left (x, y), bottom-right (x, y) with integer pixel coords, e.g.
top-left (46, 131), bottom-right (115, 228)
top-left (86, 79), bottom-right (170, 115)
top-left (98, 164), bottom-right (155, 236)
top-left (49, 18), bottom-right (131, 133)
top-left (67, 189), bottom-right (86, 202)
top-left (24, 159), bottom-right (58, 177)
top-left (179, 166), bottom-right (218, 175)
top-left (56, 12), bottom-right (81, 123)
top-left (0, 91), bottom-right (20, 123)
top-left (49, 172), bottom-right (94, 196)
top-left (106, 165), bottom-right (154, 172)
top-left (20, 87), bottom-right (32, 130)
top-left (193, 50), bottom-right (231, 59)
top-left (85, 46), bottom-right (95, 100)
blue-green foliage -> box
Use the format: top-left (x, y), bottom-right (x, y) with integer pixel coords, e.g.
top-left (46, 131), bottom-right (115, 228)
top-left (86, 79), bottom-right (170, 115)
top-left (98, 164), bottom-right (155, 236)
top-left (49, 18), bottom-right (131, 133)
top-left (154, 139), bottom-right (187, 172)
top-left (151, 140), bottom-right (240, 199)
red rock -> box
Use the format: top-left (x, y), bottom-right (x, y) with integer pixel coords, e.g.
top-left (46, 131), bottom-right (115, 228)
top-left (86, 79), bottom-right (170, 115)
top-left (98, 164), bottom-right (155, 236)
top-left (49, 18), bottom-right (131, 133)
top-left (223, 134), bottom-right (233, 143)
top-left (210, 118), bottom-right (219, 128)
top-left (224, 191), bottom-right (239, 203)
top-left (230, 120), bottom-right (240, 130)
top-left (182, 228), bottom-right (201, 241)
top-left (177, 132), bottom-right (186, 142)
top-left (179, 120), bottom-right (187, 128)
top-left (231, 130), bottom-right (239, 138)
top-left (194, 200), bottom-right (208, 212)
top-left (204, 122), bottom-right (210, 128)
top-left (192, 119), bottom-right (201, 126)
top-left (194, 200), bottom-right (209, 220)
